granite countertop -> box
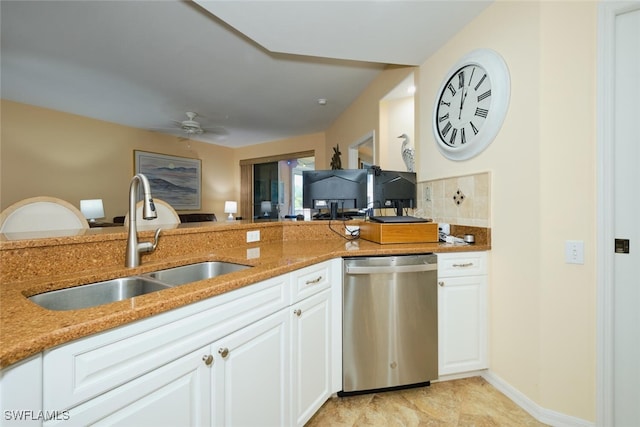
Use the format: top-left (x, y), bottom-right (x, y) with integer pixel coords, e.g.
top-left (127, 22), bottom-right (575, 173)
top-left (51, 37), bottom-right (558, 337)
top-left (0, 222), bottom-right (489, 369)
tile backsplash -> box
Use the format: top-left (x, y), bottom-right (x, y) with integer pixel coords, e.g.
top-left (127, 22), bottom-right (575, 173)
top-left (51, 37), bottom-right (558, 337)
top-left (417, 172), bottom-right (491, 227)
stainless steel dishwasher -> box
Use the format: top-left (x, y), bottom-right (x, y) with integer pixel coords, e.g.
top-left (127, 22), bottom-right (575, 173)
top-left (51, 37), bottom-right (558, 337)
top-left (340, 254), bottom-right (438, 395)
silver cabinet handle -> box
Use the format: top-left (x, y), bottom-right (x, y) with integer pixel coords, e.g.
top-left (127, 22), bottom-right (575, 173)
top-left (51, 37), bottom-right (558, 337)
top-left (452, 262), bottom-right (474, 268)
top-left (218, 347), bottom-right (229, 358)
top-left (438, 281), bottom-right (445, 287)
top-left (202, 354), bottom-right (214, 366)
top-left (293, 309), bottom-right (302, 317)
top-left (305, 276), bottom-right (322, 285)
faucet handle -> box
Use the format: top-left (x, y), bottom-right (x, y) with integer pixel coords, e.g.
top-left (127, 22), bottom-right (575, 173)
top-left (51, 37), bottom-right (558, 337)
top-left (151, 228), bottom-right (161, 251)
top-left (138, 228), bottom-right (161, 254)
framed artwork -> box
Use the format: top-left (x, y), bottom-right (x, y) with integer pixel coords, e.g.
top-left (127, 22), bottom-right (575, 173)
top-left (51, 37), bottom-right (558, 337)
top-left (134, 150), bottom-right (201, 210)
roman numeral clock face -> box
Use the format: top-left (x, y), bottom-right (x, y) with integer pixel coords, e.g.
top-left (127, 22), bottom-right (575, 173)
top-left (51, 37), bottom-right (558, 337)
top-left (436, 65), bottom-right (491, 147)
top-left (432, 49), bottom-right (510, 161)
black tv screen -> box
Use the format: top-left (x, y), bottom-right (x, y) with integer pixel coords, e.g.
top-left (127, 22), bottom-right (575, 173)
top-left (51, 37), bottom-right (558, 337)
top-left (372, 170), bottom-right (417, 216)
top-left (302, 169), bottom-right (368, 219)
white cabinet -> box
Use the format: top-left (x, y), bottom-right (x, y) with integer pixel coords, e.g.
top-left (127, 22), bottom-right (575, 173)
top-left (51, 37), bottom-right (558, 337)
top-left (20, 259), bottom-right (339, 427)
top-left (42, 274), bottom-right (289, 412)
top-left (211, 309), bottom-right (290, 427)
top-left (437, 251), bottom-right (488, 376)
top-left (47, 347), bottom-right (211, 427)
top-left (290, 289), bottom-right (331, 426)
top-left (289, 259), bottom-right (338, 426)
top-left (0, 354), bottom-right (43, 427)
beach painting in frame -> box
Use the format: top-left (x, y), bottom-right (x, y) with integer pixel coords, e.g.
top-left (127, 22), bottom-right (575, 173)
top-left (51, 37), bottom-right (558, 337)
top-left (134, 150), bottom-right (201, 210)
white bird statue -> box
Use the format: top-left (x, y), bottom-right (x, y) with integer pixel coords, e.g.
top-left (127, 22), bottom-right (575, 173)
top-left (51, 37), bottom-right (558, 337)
top-left (398, 134), bottom-right (415, 172)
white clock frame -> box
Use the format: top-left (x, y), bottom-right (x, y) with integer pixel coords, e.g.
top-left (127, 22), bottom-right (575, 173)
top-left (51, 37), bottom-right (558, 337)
top-left (432, 48), bottom-right (511, 161)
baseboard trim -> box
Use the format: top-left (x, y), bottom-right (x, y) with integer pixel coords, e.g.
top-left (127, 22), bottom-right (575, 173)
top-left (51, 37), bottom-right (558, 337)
top-left (481, 371), bottom-right (594, 427)
top-left (435, 369), bottom-right (489, 383)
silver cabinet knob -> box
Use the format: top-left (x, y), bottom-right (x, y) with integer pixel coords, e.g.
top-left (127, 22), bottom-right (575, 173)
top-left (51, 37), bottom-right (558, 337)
top-left (218, 347), bottom-right (229, 358)
top-left (202, 354), bottom-right (214, 366)
top-left (293, 309), bottom-right (302, 317)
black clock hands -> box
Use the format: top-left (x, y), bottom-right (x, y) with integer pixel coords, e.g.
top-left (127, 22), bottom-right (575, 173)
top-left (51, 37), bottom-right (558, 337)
top-left (459, 67), bottom-right (476, 120)
top-left (458, 88), bottom-right (468, 120)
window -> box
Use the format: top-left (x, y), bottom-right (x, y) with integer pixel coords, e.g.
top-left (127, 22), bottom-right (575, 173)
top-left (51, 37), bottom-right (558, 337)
top-left (239, 151), bottom-right (314, 220)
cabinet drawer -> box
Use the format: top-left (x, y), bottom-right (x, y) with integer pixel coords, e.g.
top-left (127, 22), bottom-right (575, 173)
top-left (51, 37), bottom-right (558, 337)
top-left (43, 274), bottom-right (290, 411)
top-left (290, 260), bottom-right (332, 303)
top-left (438, 252), bottom-right (487, 277)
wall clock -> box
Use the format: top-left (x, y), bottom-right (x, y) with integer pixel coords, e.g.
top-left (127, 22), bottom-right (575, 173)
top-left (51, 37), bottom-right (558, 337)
top-left (432, 49), bottom-right (510, 161)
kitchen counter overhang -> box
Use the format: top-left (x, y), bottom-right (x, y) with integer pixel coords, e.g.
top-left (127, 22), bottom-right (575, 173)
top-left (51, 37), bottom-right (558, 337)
top-left (0, 220), bottom-right (490, 369)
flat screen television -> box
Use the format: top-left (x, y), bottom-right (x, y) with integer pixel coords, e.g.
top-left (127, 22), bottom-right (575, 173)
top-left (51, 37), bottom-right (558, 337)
top-left (372, 170), bottom-right (417, 216)
top-left (302, 169), bottom-right (368, 220)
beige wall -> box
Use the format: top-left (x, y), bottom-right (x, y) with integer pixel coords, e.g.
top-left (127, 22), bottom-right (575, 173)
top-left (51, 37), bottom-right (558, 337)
top-left (326, 66), bottom-right (416, 168)
top-left (233, 132), bottom-right (327, 169)
top-left (380, 96), bottom-right (415, 171)
top-left (417, 1), bottom-right (596, 421)
top-left (538, 1), bottom-right (596, 417)
top-left (0, 100), bottom-right (329, 222)
top-left (1, 100), bottom-right (237, 220)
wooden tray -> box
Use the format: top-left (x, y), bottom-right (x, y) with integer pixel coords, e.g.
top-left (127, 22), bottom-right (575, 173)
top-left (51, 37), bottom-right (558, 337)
top-left (359, 222), bottom-right (439, 244)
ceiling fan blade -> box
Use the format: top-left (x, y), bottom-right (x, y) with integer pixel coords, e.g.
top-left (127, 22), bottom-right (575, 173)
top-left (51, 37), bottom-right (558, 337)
top-left (203, 126), bottom-right (229, 136)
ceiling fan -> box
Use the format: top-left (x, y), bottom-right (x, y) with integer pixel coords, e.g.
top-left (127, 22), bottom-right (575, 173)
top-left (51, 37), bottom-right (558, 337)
top-left (160, 111), bottom-right (229, 140)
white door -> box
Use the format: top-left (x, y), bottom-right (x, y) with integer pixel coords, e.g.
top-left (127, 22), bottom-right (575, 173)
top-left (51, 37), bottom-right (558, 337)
top-left (612, 5), bottom-right (640, 426)
top-left (437, 275), bottom-right (487, 376)
top-left (50, 347), bottom-right (211, 427)
top-left (291, 290), bottom-right (332, 426)
top-left (211, 309), bottom-right (290, 427)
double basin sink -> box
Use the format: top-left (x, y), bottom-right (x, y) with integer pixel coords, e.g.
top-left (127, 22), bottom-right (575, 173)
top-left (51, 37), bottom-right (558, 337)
top-left (28, 261), bottom-right (251, 311)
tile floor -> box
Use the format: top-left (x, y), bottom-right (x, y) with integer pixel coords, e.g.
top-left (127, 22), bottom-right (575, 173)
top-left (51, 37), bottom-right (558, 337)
top-left (305, 376), bottom-right (548, 426)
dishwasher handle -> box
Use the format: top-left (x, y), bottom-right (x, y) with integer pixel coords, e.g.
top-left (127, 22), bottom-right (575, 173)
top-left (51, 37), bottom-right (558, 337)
top-left (345, 263), bottom-right (437, 275)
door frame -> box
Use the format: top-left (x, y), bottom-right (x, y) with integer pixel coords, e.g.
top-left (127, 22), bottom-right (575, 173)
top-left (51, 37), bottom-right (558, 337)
top-left (596, 2), bottom-right (639, 425)
top-left (347, 130), bottom-right (376, 169)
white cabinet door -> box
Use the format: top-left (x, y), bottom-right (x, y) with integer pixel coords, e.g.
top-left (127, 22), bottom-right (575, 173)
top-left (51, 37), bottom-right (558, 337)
top-left (437, 274), bottom-right (488, 375)
top-left (0, 355), bottom-right (43, 427)
top-left (291, 289), bottom-right (331, 426)
top-left (211, 309), bottom-right (290, 427)
top-left (45, 347), bottom-right (211, 427)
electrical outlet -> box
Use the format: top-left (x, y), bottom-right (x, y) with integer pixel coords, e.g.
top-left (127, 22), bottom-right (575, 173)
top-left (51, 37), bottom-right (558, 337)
top-left (246, 230), bottom-right (260, 243)
top-left (424, 186), bottom-right (432, 202)
top-left (565, 240), bottom-right (584, 264)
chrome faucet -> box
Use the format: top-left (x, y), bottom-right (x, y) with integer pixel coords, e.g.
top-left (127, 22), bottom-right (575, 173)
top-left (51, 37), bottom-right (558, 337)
top-left (125, 173), bottom-right (161, 268)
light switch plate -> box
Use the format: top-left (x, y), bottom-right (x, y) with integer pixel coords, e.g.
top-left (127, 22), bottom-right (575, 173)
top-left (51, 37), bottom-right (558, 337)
top-left (565, 240), bottom-right (584, 264)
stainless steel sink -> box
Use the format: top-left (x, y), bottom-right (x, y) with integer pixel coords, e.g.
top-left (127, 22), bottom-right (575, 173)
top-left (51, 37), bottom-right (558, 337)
top-left (144, 261), bottom-right (251, 286)
top-left (28, 277), bottom-right (171, 311)
top-left (28, 261), bottom-right (251, 311)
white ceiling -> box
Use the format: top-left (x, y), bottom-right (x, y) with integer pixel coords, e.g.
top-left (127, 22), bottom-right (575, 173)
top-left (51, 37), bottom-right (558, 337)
top-left (1, 1), bottom-right (492, 148)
